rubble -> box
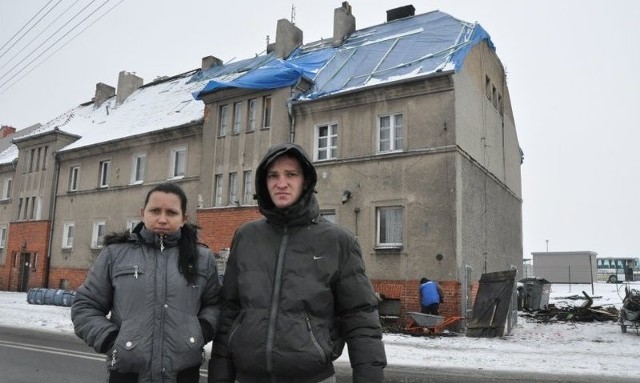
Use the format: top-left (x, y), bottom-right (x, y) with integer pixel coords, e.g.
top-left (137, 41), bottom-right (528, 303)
top-left (519, 290), bottom-right (619, 323)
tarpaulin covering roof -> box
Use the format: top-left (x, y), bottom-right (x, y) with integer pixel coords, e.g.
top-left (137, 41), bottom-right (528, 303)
top-left (194, 10), bottom-right (493, 100)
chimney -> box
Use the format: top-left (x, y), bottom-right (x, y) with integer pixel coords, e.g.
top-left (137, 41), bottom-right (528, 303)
top-left (386, 5), bottom-right (415, 22)
top-left (201, 55), bottom-right (223, 70)
top-left (267, 18), bottom-right (303, 59)
top-left (0, 125), bottom-right (16, 138)
top-left (333, 1), bottom-right (355, 45)
top-left (94, 82), bottom-right (115, 107)
top-left (116, 71), bottom-right (143, 105)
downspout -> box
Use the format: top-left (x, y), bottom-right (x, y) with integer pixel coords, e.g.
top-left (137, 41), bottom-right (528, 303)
top-left (287, 97), bottom-right (295, 143)
top-left (44, 152), bottom-right (61, 288)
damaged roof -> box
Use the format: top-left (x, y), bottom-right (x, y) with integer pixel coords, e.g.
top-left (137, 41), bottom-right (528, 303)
top-left (0, 9), bottom-right (493, 163)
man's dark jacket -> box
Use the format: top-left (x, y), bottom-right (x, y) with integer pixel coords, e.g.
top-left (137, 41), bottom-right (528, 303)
top-left (208, 143), bottom-right (386, 383)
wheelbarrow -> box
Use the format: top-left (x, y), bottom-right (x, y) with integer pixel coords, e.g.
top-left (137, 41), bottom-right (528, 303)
top-left (405, 312), bottom-right (464, 335)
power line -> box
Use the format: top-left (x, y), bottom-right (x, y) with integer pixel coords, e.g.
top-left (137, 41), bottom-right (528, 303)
top-left (0, 0), bottom-right (126, 97)
top-left (0, 0), bottom-right (57, 56)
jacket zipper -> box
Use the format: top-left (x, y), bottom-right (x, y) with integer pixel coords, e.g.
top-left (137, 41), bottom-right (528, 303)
top-left (266, 226), bottom-right (288, 373)
top-left (305, 315), bottom-right (327, 363)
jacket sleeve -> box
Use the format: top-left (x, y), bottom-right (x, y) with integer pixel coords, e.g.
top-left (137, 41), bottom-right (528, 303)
top-left (335, 237), bottom-right (387, 383)
top-left (208, 236), bottom-right (240, 383)
top-left (70, 247), bottom-right (119, 353)
top-left (197, 247), bottom-right (222, 344)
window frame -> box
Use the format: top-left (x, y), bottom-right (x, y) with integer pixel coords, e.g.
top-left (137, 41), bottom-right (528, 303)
top-left (315, 123), bottom-right (338, 161)
top-left (262, 96), bottom-right (271, 128)
top-left (99, 160), bottom-right (111, 188)
top-left (0, 224), bottom-right (7, 248)
top-left (243, 170), bottom-right (253, 205)
top-left (375, 206), bottom-right (404, 249)
top-left (232, 102), bottom-right (242, 135)
top-left (1, 176), bottom-right (12, 200)
top-left (169, 147), bottom-right (187, 179)
top-left (219, 104), bottom-right (229, 137)
top-left (247, 99), bottom-right (257, 132)
top-left (214, 174), bottom-right (223, 207)
top-left (68, 166), bottom-right (80, 192)
top-left (377, 113), bottom-right (404, 153)
top-left (228, 172), bottom-right (238, 205)
top-left (91, 220), bottom-right (107, 249)
top-left (130, 153), bottom-right (146, 184)
top-left (62, 222), bottom-right (75, 249)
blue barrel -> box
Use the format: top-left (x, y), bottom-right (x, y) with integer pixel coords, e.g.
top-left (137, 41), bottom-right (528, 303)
top-left (52, 289), bottom-right (65, 306)
top-left (26, 288), bottom-right (47, 305)
top-left (61, 290), bottom-right (76, 307)
top-left (43, 288), bottom-right (56, 305)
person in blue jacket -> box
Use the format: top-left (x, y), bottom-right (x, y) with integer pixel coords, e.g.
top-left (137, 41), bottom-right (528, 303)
top-left (419, 277), bottom-right (444, 315)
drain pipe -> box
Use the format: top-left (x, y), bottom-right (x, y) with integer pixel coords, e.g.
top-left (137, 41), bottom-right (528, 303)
top-left (287, 97), bottom-right (296, 143)
top-left (44, 153), bottom-right (61, 288)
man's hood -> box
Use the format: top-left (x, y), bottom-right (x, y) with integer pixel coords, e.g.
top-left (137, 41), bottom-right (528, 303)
top-left (255, 143), bottom-right (318, 215)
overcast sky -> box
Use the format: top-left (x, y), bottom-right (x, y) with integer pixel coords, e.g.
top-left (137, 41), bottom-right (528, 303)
top-left (0, 1), bottom-right (639, 260)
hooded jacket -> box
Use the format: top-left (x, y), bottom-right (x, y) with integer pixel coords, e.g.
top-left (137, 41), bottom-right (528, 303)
top-left (72, 225), bottom-right (222, 382)
top-left (209, 143), bottom-right (386, 383)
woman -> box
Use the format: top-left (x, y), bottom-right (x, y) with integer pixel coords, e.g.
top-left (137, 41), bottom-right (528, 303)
top-left (72, 182), bottom-right (222, 383)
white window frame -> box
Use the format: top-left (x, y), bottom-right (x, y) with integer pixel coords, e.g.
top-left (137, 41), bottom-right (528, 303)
top-left (243, 170), bottom-right (253, 205)
top-left (262, 96), bottom-right (271, 128)
top-left (320, 210), bottom-right (336, 223)
top-left (91, 220), bottom-right (106, 249)
top-left (1, 176), bottom-right (12, 200)
top-left (247, 99), bottom-right (257, 132)
top-left (99, 160), bottom-right (111, 188)
top-left (0, 224), bottom-right (7, 248)
top-left (233, 102), bottom-right (242, 134)
top-left (214, 174), bottom-right (223, 206)
top-left (130, 153), bottom-right (146, 184)
top-left (126, 218), bottom-right (140, 233)
top-left (377, 113), bottom-right (404, 153)
top-left (219, 105), bottom-right (229, 136)
top-left (228, 172), bottom-right (238, 205)
top-left (315, 123), bottom-right (338, 161)
top-left (62, 222), bottom-right (75, 249)
top-left (68, 166), bottom-right (80, 192)
top-left (170, 147), bottom-right (187, 179)
top-left (376, 206), bottom-right (403, 248)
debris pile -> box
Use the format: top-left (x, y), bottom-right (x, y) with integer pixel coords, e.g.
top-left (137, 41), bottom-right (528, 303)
top-left (622, 288), bottom-right (640, 312)
top-left (520, 290), bottom-right (619, 323)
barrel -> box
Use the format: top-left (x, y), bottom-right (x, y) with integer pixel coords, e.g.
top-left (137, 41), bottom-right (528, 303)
top-left (43, 288), bottom-right (57, 305)
top-left (52, 289), bottom-right (65, 306)
top-left (61, 290), bottom-right (76, 307)
top-left (26, 288), bottom-right (47, 305)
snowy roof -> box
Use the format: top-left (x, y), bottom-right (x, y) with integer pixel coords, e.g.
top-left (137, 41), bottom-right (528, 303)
top-left (1, 10), bottom-right (493, 164)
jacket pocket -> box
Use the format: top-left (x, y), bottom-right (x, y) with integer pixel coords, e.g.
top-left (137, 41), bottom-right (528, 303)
top-left (112, 265), bottom-right (144, 279)
top-left (171, 314), bottom-right (205, 371)
top-left (106, 319), bottom-right (147, 373)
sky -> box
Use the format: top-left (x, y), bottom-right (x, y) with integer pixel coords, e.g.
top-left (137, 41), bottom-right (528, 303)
top-left (1, 282), bottom-right (639, 379)
top-left (0, 1), bottom-right (639, 260)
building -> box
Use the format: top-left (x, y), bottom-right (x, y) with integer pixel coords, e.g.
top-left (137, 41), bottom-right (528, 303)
top-left (531, 251), bottom-right (598, 284)
top-left (0, 3), bottom-right (522, 319)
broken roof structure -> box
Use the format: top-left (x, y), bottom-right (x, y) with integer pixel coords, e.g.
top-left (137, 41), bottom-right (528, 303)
top-left (1, 8), bottom-right (493, 162)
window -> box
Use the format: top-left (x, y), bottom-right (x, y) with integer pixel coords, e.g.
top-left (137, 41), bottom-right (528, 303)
top-left (22, 151), bottom-right (29, 173)
top-left (243, 170), bottom-right (253, 205)
top-left (1, 177), bottom-right (11, 200)
top-left (378, 113), bottom-right (404, 152)
top-left (35, 147), bottom-right (41, 171)
top-left (42, 146), bottom-right (48, 170)
top-left (91, 220), bottom-right (106, 248)
top-left (68, 166), bottom-right (80, 191)
top-left (126, 218), bottom-right (140, 233)
top-left (229, 172), bottom-right (238, 205)
top-left (233, 102), bottom-right (242, 134)
top-left (17, 198), bottom-right (23, 220)
top-left (315, 123), bottom-right (338, 161)
top-left (320, 210), bottom-right (336, 223)
top-left (262, 96), bottom-right (271, 128)
top-left (0, 225), bottom-right (7, 248)
top-left (376, 206), bottom-right (403, 248)
top-left (131, 154), bottom-right (146, 184)
top-left (62, 222), bottom-right (75, 248)
top-left (247, 99), bottom-right (257, 132)
top-left (214, 174), bottom-right (223, 206)
top-left (29, 148), bottom-right (36, 172)
top-left (170, 147), bottom-right (187, 178)
top-left (219, 105), bottom-right (229, 136)
top-left (99, 160), bottom-right (111, 187)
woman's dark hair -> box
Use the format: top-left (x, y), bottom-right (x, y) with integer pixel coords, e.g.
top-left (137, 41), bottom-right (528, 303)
top-left (140, 182), bottom-right (200, 285)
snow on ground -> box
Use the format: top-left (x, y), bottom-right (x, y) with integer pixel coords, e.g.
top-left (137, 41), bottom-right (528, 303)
top-left (1, 282), bottom-right (639, 378)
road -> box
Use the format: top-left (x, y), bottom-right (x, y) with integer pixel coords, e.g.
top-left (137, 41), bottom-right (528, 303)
top-left (1, 326), bottom-right (637, 383)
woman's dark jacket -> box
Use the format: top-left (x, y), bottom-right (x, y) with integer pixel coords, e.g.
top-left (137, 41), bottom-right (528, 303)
top-left (208, 143), bottom-right (386, 383)
top-left (71, 226), bottom-right (222, 383)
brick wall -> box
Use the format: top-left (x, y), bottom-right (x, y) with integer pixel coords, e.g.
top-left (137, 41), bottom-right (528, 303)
top-left (0, 221), bottom-right (51, 291)
top-left (48, 267), bottom-right (90, 290)
top-left (196, 207), bottom-right (261, 252)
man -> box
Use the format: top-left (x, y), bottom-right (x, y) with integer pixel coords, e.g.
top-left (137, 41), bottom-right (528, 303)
top-left (419, 277), bottom-right (444, 315)
top-left (208, 143), bottom-right (386, 383)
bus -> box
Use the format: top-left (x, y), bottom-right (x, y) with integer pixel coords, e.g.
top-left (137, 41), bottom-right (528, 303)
top-left (596, 257), bottom-right (640, 283)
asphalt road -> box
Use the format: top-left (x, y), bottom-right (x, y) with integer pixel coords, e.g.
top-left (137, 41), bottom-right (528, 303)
top-left (1, 326), bottom-right (637, 383)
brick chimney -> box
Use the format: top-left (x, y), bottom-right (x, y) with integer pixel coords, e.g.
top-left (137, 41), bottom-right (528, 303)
top-left (94, 82), bottom-right (115, 107)
top-left (333, 2), bottom-right (355, 45)
top-left (116, 71), bottom-right (143, 105)
top-left (267, 18), bottom-right (303, 59)
top-left (387, 5), bottom-right (415, 22)
top-left (202, 55), bottom-right (223, 70)
top-left (0, 125), bottom-right (16, 138)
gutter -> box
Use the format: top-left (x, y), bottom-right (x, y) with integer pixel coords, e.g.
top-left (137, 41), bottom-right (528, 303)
top-left (44, 152), bottom-right (61, 288)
